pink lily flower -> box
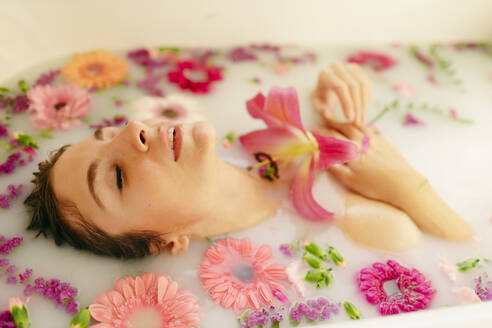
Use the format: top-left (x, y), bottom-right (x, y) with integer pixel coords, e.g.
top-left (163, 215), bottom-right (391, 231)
top-left (239, 87), bottom-right (358, 221)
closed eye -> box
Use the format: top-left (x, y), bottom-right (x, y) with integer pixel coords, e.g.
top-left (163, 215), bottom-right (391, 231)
top-left (115, 165), bottom-right (123, 190)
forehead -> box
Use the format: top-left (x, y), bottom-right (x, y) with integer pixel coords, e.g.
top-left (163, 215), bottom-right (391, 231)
top-left (51, 135), bottom-right (99, 216)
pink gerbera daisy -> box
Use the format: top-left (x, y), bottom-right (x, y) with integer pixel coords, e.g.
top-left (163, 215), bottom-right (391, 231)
top-left (198, 237), bottom-right (289, 313)
top-left (89, 272), bottom-right (200, 328)
top-left (27, 84), bottom-right (91, 131)
top-left (167, 60), bottom-right (222, 93)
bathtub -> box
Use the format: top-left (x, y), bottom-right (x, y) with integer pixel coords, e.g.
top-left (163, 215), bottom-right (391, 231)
top-left (1, 1), bottom-right (491, 327)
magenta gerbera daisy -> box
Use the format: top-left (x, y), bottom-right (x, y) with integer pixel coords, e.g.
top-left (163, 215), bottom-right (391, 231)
top-left (198, 237), bottom-right (290, 313)
top-left (357, 260), bottom-right (435, 315)
top-left (167, 60), bottom-right (222, 93)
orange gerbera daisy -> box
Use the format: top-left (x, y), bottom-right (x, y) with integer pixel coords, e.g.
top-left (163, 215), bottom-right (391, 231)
top-left (61, 50), bottom-right (128, 89)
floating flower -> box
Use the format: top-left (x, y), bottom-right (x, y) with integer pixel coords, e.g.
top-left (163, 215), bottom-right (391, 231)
top-left (403, 112), bottom-right (424, 126)
top-left (272, 61), bottom-right (291, 75)
top-left (392, 83), bottom-right (416, 98)
top-left (89, 115), bottom-right (128, 130)
top-left (130, 94), bottom-right (205, 124)
top-left (343, 301), bottom-right (361, 320)
top-left (227, 47), bottom-right (258, 62)
top-left (427, 74), bottom-right (439, 85)
top-left (198, 237), bottom-right (290, 313)
top-left (357, 260), bottom-right (435, 315)
top-left (451, 287), bottom-right (481, 304)
top-left (25, 277), bottom-right (79, 314)
top-left (347, 51), bottom-right (397, 71)
top-left (438, 257), bottom-right (458, 282)
top-left (0, 310), bottom-right (15, 327)
top-left (89, 272), bottom-right (200, 328)
top-left (27, 84), bottom-right (91, 131)
top-left (35, 69), bottom-right (60, 86)
top-left (286, 260), bottom-right (306, 297)
top-left (289, 298), bottom-right (340, 325)
top-left (61, 50), bottom-right (128, 88)
top-left (8, 297), bottom-right (30, 328)
top-left (167, 60), bottom-right (222, 93)
top-left (474, 272), bottom-right (492, 301)
top-left (239, 87), bottom-right (358, 221)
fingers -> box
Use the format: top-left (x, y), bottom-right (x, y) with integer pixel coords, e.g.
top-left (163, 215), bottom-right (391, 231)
top-left (326, 121), bottom-right (364, 141)
top-left (346, 63), bottom-right (372, 125)
top-left (313, 62), bottom-right (372, 126)
top-left (311, 126), bottom-right (349, 141)
top-left (328, 164), bottom-right (354, 185)
top-left (311, 91), bottom-right (333, 121)
top-left (332, 62), bottom-right (362, 125)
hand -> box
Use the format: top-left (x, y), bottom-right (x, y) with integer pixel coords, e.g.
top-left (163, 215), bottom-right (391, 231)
top-left (311, 62), bottom-right (372, 126)
top-left (313, 122), bottom-right (421, 207)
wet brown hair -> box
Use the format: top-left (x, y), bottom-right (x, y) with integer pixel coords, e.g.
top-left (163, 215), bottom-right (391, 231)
top-left (24, 145), bottom-right (163, 259)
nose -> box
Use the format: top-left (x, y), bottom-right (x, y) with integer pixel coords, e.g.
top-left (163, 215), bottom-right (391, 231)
top-left (113, 120), bottom-right (149, 153)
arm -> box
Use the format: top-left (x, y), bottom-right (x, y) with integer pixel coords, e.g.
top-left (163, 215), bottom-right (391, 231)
top-left (315, 123), bottom-right (473, 241)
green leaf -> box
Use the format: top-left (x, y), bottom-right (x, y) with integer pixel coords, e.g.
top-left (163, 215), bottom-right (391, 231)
top-left (328, 246), bottom-right (345, 267)
top-left (369, 106), bottom-right (390, 124)
top-left (39, 128), bottom-right (53, 139)
top-left (70, 307), bottom-right (91, 328)
top-left (12, 305), bottom-right (30, 328)
top-left (16, 134), bottom-right (39, 149)
top-left (18, 80), bottom-right (29, 93)
top-left (0, 87), bottom-right (10, 92)
top-left (324, 268), bottom-right (334, 288)
top-left (304, 242), bottom-right (328, 261)
top-left (456, 258), bottom-right (480, 271)
top-left (224, 131), bottom-right (235, 143)
top-left (302, 252), bottom-right (322, 269)
top-left (344, 301), bottom-right (361, 320)
top-left (305, 269), bottom-right (324, 282)
top-left (158, 47), bottom-right (181, 54)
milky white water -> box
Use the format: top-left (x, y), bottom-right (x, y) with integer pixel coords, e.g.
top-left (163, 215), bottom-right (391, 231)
top-left (0, 44), bottom-right (491, 327)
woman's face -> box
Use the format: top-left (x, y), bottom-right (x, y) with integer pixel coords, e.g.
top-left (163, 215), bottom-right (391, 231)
top-left (51, 119), bottom-right (218, 239)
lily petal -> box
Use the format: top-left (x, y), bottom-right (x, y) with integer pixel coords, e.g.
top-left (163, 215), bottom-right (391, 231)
top-left (246, 87), bottom-right (305, 132)
top-left (313, 133), bottom-right (358, 170)
top-left (290, 159), bottom-right (333, 221)
top-left (239, 128), bottom-right (301, 157)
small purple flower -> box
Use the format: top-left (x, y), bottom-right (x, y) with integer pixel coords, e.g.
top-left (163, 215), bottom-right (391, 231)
top-left (0, 124), bottom-right (8, 137)
top-left (35, 69), bottom-right (60, 86)
top-left (306, 309), bottom-right (319, 321)
top-left (297, 303), bottom-right (310, 315)
top-left (321, 306), bottom-right (331, 320)
top-left (0, 259), bottom-right (9, 267)
top-left (11, 95), bottom-right (29, 113)
top-left (290, 307), bottom-right (301, 323)
top-left (271, 288), bottom-right (290, 306)
top-left (279, 244), bottom-right (295, 257)
top-left (6, 276), bottom-right (17, 284)
top-left (24, 284), bottom-right (34, 296)
top-left (6, 265), bottom-right (17, 274)
top-left (19, 268), bottom-right (33, 283)
top-left (403, 112), bottom-right (424, 126)
top-left (227, 47), bottom-right (258, 62)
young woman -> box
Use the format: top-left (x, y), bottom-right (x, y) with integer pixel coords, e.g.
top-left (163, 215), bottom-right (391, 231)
top-left (24, 63), bottom-right (472, 258)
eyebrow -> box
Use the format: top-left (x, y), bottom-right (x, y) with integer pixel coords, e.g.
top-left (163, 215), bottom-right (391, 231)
top-left (94, 128), bottom-right (103, 140)
top-left (87, 160), bottom-right (105, 210)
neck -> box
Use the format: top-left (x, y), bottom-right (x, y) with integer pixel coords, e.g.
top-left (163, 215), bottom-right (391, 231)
top-left (190, 158), bottom-right (280, 238)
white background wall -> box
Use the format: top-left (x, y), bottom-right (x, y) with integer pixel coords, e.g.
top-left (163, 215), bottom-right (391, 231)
top-left (1, 0), bottom-right (492, 80)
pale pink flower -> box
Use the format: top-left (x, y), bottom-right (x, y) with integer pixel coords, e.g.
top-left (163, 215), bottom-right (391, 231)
top-left (403, 113), bottom-right (424, 126)
top-left (438, 257), bottom-right (458, 282)
top-left (286, 260), bottom-right (306, 297)
top-left (272, 61), bottom-right (291, 75)
top-left (451, 287), bottom-right (481, 304)
top-left (392, 83), bottom-right (416, 98)
top-left (89, 272), bottom-right (200, 328)
top-left (449, 109), bottom-right (458, 120)
top-left (27, 84), bottom-right (91, 131)
top-left (347, 51), bottom-right (397, 71)
top-left (427, 74), bottom-right (439, 86)
top-left (198, 237), bottom-right (290, 313)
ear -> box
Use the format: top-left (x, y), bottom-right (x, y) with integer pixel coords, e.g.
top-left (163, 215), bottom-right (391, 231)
top-left (164, 235), bottom-right (190, 255)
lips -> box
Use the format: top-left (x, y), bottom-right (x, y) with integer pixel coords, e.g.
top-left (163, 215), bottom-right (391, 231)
top-left (159, 124), bottom-right (182, 161)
